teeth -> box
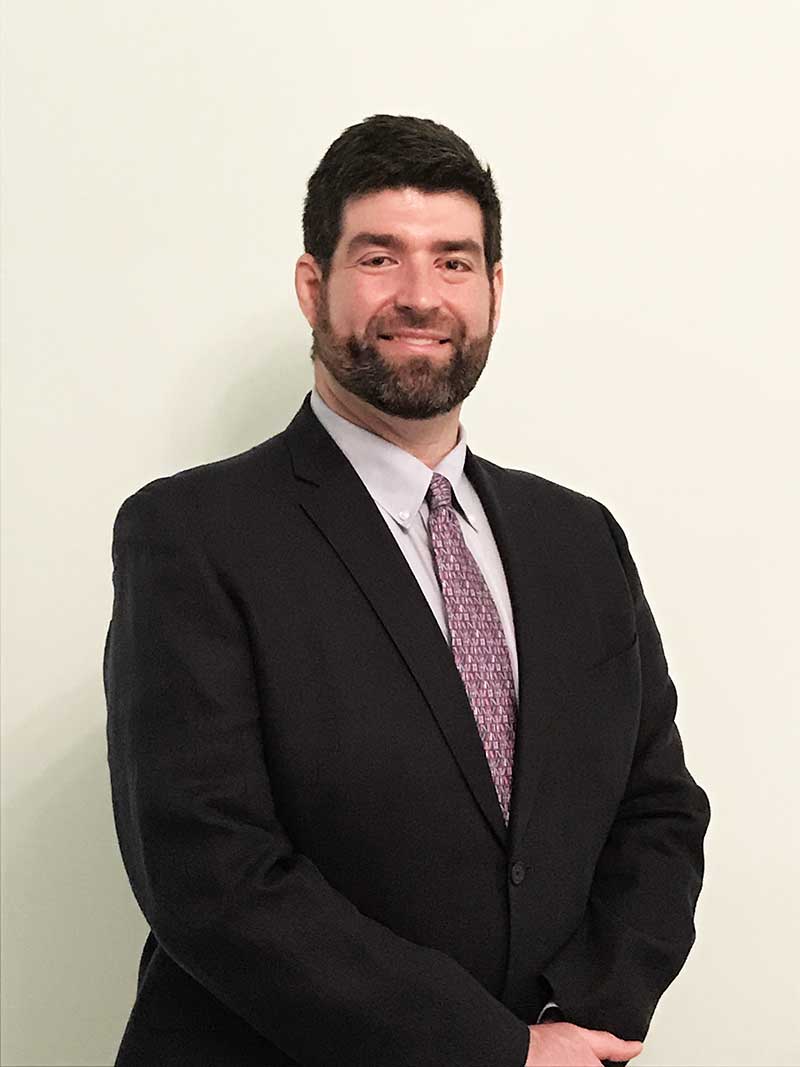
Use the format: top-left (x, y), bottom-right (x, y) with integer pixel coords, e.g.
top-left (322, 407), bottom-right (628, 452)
top-left (386, 336), bottom-right (445, 345)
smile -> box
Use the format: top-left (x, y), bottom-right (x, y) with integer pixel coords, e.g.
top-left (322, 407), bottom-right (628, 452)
top-left (379, 334), bottom-right (451, 347)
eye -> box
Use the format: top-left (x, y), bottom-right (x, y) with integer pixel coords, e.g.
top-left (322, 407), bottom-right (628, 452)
top-left (361, 256), bottom-right (393, 267)
top-left (444, 260), bottom-right (471, 272)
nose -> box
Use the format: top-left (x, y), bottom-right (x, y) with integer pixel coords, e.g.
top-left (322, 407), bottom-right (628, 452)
top-left (392, 259), bottom-right (442, 317)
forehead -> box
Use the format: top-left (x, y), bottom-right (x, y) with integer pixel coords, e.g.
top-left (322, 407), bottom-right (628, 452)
top-left (338, 187), bottom-right (484, 247)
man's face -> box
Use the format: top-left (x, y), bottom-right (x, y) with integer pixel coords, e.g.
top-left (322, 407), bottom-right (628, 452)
top-left (309, 187), bottom-right (502, 419)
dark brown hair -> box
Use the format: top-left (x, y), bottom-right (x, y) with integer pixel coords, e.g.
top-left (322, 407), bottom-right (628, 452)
top-left (302, 114), bottom-right (502, 279)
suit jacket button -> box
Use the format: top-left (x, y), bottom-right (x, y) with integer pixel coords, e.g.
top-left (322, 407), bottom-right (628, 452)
top-left (510, 861), bottom-right (526, 885)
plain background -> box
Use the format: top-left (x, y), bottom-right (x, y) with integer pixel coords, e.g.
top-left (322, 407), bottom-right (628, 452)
top-left (2, 2), bottom-right (798, 1064)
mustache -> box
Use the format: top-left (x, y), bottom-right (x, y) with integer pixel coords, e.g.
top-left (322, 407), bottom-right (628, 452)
top-left (372, 314), bottom-right (462, 340)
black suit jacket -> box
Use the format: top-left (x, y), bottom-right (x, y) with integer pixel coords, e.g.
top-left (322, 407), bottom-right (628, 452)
top-left (105, 391), bottom-right (710, 1066)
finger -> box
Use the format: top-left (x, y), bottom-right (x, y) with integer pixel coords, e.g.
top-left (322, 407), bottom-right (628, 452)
top-left (584, 1030), bottom-right (645, 1060)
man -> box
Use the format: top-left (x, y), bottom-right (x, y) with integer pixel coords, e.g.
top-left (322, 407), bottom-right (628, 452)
top-left (105, 114), bottom-right (710, 1067)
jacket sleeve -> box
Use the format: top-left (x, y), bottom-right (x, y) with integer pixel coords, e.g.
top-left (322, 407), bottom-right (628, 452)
top-left (104, 482), bottom-right (530, 1067)
top-left (540, 500), bottom-right (711, 1043)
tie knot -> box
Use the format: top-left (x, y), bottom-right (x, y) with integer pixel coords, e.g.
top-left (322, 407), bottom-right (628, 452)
top-left (427, 472), bottom-right (453, 511)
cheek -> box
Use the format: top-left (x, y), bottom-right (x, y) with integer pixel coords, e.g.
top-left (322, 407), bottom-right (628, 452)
top-left (457, 293), bottom-right (491, 336)
top-left (328, 279), bottom-right (388, 335)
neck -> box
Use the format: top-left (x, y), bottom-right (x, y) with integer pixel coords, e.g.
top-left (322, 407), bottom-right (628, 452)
top-left (313, 363), bottom-right (462, 470)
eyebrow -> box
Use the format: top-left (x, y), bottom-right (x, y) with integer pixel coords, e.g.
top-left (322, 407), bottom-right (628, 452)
top-left (345, 232), bottom-right (484, 259)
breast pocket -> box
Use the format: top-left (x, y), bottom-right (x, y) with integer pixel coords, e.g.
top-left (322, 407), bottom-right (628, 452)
top-left (585, 630), bottom-right (639, 674)
top-left (567, 631), bottom-right (642, 814)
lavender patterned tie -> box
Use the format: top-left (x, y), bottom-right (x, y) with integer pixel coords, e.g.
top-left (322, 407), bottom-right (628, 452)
top-left (426, 472), bottom-right (517, 825)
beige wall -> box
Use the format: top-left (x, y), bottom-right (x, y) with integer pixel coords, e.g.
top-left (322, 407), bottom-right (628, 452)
top-left (2, 2), bottom-right (798, 1064)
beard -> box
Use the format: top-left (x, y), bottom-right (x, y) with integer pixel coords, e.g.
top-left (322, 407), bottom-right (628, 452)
top-left (310, 283), bottom-right (496, 420)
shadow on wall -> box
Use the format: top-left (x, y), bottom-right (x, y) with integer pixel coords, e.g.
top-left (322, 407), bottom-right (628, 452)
top-left (3, 343), bottom-right (312, 1066)
top-left (3, 694), bottom-right (144, 1067)
top-left (167, 318), bottom-right (314, 474)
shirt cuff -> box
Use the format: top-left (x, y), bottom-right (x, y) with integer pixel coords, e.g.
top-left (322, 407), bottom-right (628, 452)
top-left (535, 1001), bottom-right (563, 1024)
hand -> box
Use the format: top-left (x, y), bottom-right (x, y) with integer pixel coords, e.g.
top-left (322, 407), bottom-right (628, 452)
top-left (525, 1021), bottom-right (644, 1066)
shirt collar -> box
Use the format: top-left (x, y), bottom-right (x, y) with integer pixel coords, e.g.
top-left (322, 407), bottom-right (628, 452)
top-left (309, 385), bottom-right (478, 531)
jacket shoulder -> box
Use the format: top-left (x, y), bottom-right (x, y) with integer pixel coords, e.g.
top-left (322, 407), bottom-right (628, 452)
top-left (470, 452), bottom-right (627, 562)
top-left (473, 453), bottom-right (602, 515)
top-left (112, 431), bottom-right (289, 545)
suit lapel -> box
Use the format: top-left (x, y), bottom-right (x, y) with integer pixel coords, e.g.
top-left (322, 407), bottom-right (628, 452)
top-left (283, 394), bottom-right (509, 849)
top-left (282, 393), bottom-right (563, 854)
top-left (463, 450), bottom-right (567, 856)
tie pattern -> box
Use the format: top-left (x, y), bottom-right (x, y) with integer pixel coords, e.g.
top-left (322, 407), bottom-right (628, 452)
top-left (426, 473), bottom-right (517, 824)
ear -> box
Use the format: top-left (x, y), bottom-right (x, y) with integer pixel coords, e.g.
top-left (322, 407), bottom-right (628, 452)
top-left (295, 253), bottom-right (324, 328)
top-left (490, 262), bottom-right (504, 335)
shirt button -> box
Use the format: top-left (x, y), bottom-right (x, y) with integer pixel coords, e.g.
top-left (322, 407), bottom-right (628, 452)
top-left (398, 510), bottom-right (409, 521)
top-left (510, 861), bottom-right (526, 885)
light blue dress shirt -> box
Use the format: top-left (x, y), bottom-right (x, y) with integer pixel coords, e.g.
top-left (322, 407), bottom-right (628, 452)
top-left (309, 386), bottom-right (520, 700)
